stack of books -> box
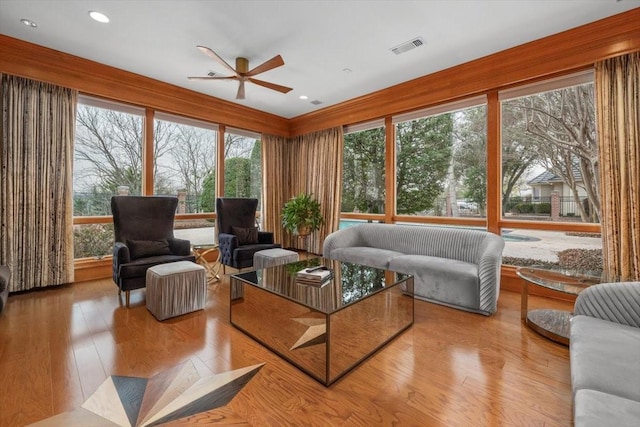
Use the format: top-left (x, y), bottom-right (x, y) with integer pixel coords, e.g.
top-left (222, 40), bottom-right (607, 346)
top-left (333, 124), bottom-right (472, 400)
top-left (296, 266), bottom-right (333, 287)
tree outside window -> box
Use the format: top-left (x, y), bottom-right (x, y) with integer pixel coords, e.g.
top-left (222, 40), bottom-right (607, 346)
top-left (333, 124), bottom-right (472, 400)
top-left (395, 105), bottom-right (487, 218)
top-left (154, 117), bottom-right (217, 213)
top-left (74, 104), bottom-right (144, 217)
top-left (501, 82), bottom-right (599, 223)
top-left (342, 126), bottom-right (385, 214)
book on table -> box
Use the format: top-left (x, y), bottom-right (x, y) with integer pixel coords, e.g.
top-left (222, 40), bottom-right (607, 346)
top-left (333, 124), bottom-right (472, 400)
top-left (296, 267), bottom-right (333, 286)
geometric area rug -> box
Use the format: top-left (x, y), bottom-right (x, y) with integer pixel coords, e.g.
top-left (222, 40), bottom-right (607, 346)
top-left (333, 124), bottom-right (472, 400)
top-left (28, 360), bottom-right (264, 426)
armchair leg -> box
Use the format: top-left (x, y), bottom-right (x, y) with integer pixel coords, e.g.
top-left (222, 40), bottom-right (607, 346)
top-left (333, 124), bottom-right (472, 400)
top-left (126, 291), bottom-right (130, 308)
top-left (223, 265), bottom-right (226, 275)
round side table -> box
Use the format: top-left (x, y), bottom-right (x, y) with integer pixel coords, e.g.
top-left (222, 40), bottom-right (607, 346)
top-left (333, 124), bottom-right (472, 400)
top-left (517, 266), bottom-right (609, 345)
top-left (191, 244), bottom-right (221, 284)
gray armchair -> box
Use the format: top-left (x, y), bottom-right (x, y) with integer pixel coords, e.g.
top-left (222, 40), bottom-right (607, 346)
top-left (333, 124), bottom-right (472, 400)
top-left (216, 197), bottom-right (280, 272)
top-left (0, 265), bottom-right (10, 315)
top-left (111, 196), bottom-right (195, 307)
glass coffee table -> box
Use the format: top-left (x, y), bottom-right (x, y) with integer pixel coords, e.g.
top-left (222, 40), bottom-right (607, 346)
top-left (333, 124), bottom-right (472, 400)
top-left (230, 259), bottom-right (414, 386)
top-left (517, 266), bottom-right (614, 345)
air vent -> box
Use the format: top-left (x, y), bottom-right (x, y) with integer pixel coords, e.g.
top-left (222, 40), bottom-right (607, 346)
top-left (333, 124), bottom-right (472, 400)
top-left (390, 37), bottom-right (424, 55)
top-left (310, 100), bottom-right (323, 105)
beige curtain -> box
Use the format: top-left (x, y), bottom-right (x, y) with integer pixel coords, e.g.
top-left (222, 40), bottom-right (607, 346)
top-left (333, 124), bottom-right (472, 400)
top-left (0, 75), bottom-right (76, 291)
top-left (263, 127), bottom-right (343, 254)
top-left (262, 133), bottom-right (290, 248)
top-left (595, 52), bottom-right (640, 280)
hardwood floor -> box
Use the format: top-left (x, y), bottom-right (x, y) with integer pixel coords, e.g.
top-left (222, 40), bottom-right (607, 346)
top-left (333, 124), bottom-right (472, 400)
top-left (0, 274), bottom-right (574, 426)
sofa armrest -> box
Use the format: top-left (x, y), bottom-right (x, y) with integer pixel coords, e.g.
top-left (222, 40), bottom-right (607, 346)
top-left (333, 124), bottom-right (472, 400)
top-left (322, 226), bottom-right (364, 258)
top-left (168, 237), bottom-right (191, 256)
top-left (0, 265), bottom-right (9, 293)
top-left (112, 242), bottom-right (130, 284)
top-left (0, 265), bottom-right (10, 314)
top-left (574, 281), bottom-right (640, 328)
top-left (475, 235), bottom-right (505, 314)
top-left (218, 232), bottom-right (239, 266)
top-left (113, 242), bottom-right (130, 264)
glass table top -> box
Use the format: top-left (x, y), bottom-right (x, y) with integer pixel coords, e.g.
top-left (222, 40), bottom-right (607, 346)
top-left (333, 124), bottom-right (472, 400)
top-left (516, 265), bottom-right (619, 295)
top-left (232, 258), bottom-right (411, 314)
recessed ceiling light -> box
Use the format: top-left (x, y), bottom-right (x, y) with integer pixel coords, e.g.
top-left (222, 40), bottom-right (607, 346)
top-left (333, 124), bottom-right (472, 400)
top-left (89, 11), bottom-right (110, 23)
top-left (20, 19), bottom-right (37, 28)
top-left (299, 95), bottom-right (308, 100)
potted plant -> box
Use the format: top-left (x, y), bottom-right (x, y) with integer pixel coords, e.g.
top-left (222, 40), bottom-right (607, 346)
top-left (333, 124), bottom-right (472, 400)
top-left (281, 193), bottom-right (324, 236)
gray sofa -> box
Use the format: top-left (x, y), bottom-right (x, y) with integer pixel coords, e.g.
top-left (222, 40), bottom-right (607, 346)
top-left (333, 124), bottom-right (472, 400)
top-left (570, 281), bottom-right (640, 426)
top-left (322, 224), bottom-right (505, 315)
top-left (0, 265), bottom-right (10, 315)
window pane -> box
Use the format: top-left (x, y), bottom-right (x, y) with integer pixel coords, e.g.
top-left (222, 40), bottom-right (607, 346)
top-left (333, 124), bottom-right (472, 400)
top-left (74, 104), bottom-right (143, 216)
top-left (395, 105), bottom-right (487, 217)
top-left (342, 126), bottom-right (386, 213)
top-left (174, 219), bottom-right (215, 246)
top-left (501, 228), bottom-right (603, 273)
top-left (73, 223), bottom-right (113, 259)
top-left (154, 118), bottom-right (217, 213)
top-left (338, 219), bottom-right (385, 229)
top-left (501, 82), bottom-right (599, 223)
top-left (223, 133), bottom-right (262, 209)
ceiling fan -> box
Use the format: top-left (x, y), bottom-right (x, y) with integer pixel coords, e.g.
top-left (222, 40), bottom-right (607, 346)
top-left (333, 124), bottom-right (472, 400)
top-left (188, 46), bottom-right (293, 100)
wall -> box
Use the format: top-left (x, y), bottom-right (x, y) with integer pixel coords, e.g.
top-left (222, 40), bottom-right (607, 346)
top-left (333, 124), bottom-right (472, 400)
top-left (0, 35), bottom-right (290, 137)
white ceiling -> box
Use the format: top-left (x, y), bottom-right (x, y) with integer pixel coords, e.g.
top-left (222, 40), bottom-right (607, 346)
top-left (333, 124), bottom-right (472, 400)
top-left (1, 0), bottom-right (638, 119)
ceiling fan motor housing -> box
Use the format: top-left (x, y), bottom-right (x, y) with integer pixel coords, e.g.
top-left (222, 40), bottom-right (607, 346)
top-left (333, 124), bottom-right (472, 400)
top-left (235, 57), bottom-right (249, 74)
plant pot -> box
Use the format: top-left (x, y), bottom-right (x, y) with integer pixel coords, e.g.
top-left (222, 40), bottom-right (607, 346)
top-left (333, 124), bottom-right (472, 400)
top-left (297, 225), bottom-right (311, 236)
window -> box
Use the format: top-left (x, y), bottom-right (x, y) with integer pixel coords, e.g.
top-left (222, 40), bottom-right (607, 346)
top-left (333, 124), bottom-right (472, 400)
top-left (154, 113), bottom-right (217, 213)
top-left (74, 97), bottom-right (144, 216)
top-left (501, 228), bottom-right (603, 273)
top-left (500, 71), bottom-right (599, 223)
top-left (342, 121), bottom-right (386, 214)
top-left (224, 128), bottom-right (262, 219)
top-left (393, 97), bottom-right (487, 218)
top-left (73, 223), bottom-right (114, 259)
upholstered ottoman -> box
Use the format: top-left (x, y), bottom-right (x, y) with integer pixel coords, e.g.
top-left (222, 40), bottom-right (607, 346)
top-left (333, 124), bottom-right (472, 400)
top-left (146, 261), bottom-right (207, 321)
top-left (254, 248), bottom-right (299, 269)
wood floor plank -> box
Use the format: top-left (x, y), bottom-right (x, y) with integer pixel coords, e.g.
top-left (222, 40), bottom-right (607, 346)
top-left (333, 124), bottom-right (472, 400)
top-left (0, 276), bottom-right (576, 426)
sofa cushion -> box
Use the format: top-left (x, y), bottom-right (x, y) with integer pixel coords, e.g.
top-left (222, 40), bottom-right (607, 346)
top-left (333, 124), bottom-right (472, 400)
top-left (232, 226), bottom-right (259, 245)
top-left (389, 255), bottom-right (479, 311)
top-left (574, 389), bottom-right (640, 427)
top-left (127, 239), bottom-right (172, 259)
top-left (119, 255), bottom-right (196, 279)
top-left (570, 315), bottom-right (640, 401)
top-left (329, 247), bottom-right (403, 270)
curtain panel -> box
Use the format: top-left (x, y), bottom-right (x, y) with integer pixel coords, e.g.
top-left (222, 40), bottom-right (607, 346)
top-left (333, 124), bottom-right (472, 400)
top-left (595, 52), bottom-right (640, 280)
top-left (262, 133), bottom-right (289, 248)
top-left (0, 75), bottom-right (77, 291)
top-left (262, 127), bottom-right (343, 254)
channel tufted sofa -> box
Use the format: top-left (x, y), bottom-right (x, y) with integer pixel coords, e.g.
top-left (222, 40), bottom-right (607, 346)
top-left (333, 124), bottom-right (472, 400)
top-left (570, 281), bottom-right (640, 426)
top-left (323, 224), bottom-right (505, 315)
top-left (0, 265), bottom-right (9, 315)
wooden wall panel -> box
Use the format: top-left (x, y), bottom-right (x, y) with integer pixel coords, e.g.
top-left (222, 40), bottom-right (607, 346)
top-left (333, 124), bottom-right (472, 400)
top-left (0, 35), bottom-right (289, 137)
top-left (289, 8), bottom-right (640, 136)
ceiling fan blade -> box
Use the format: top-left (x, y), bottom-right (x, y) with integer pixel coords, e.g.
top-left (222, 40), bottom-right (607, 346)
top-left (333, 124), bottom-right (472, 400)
top-left (248, 78), bottom-right (293, 94)
top-left (187, 76), bottom-right (236, 80)
top-left (246, 55), bottom-right (285, 77)
top-left (196, 45), bottom-right (238, 76)
top-left (236, 80), bottom-right (246, 100)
